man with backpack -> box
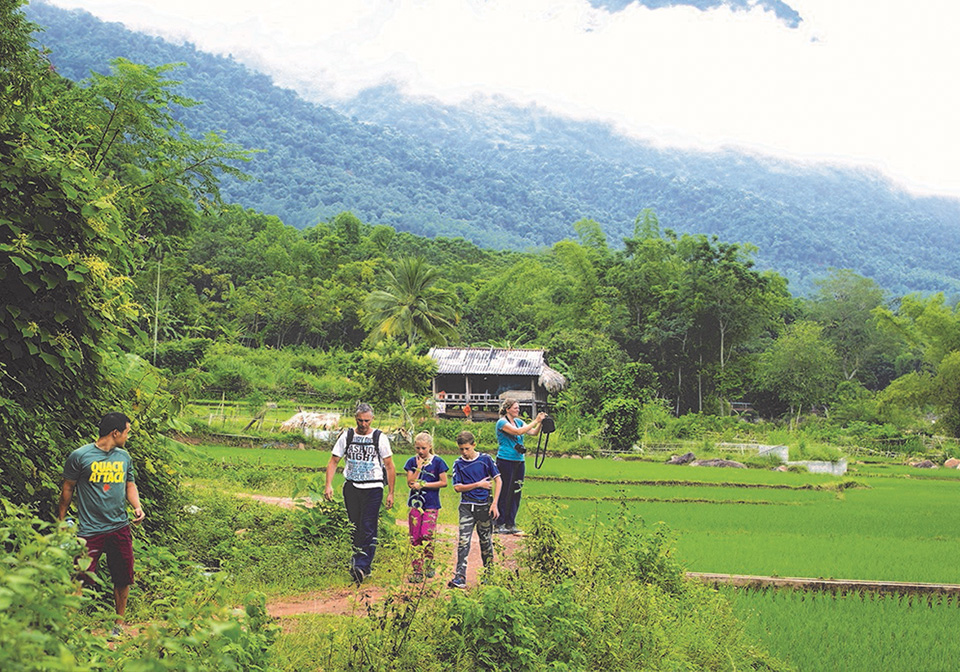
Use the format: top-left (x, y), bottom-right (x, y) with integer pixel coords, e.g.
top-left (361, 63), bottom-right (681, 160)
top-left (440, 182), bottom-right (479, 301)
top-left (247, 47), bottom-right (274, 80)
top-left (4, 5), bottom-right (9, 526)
top-left (324, 403), bottom-right (396, 584)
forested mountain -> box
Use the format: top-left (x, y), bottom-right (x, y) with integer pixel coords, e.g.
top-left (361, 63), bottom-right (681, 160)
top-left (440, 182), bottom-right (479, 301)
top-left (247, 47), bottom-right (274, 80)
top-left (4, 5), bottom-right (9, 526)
top-left (25, 1), bottom-right (960, 295)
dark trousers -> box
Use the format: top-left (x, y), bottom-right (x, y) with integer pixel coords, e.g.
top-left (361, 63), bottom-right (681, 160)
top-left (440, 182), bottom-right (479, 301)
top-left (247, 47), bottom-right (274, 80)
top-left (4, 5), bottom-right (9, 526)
top-left (496, 458), bottom-right (525, 528)
top-left (343, 481), bottom-right (383, 573)
top-left (454, 500), bottom-right (494, 580)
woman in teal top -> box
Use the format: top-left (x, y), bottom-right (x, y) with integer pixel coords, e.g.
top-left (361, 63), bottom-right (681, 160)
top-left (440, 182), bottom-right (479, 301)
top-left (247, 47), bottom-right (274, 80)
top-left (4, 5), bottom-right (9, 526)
top-left (495, 398), bottom-right (545, 535)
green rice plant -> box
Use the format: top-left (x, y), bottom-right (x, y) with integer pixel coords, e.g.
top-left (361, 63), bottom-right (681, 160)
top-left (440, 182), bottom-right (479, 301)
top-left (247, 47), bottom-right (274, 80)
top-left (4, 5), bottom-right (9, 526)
top-left (733, 452), bottom-right (785, 469)
top-left (724, 586), bottom-right (960, 672)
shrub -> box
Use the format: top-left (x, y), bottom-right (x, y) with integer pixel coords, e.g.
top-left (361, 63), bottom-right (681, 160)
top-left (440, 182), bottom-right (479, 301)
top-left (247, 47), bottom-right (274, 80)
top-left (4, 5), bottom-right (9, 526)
top-left (562, 435), bottom-right (601, 457)
top-left (290, 497), bottom-right (786, 671)
top-left (144, 337), bottom-right (213, 373)
top-left (291, 473), bottom-right (352, 546)
top-left (599, 396), bottom-right (643, 450)
top-left (444, 587), bottom-right (540, 671)
top-left (119, 581), bottom-right (280, 671)
top-left (0, 500), bottom-right (110, 671)
top-left (0, 396), bottom-right (63, 509)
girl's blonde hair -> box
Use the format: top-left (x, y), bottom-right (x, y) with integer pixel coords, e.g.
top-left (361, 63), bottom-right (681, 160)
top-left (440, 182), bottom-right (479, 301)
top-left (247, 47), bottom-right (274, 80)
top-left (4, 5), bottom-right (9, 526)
top-left (414, 432), bottom-right (434, 450)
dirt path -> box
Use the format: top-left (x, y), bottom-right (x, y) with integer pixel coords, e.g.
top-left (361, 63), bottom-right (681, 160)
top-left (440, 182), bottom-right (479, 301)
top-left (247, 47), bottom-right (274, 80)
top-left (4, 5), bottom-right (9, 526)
top-left (238, 494), bottom-right (524, 620)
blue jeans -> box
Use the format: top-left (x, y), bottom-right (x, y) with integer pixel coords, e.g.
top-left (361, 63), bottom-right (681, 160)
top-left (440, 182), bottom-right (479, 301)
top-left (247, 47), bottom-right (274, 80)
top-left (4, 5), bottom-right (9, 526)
top-left (496, 458), bottom-right (525, 528)
top-left (343, 482), bottom-right (383, 573)
top-left (454, 500), bottom-right (494, 580)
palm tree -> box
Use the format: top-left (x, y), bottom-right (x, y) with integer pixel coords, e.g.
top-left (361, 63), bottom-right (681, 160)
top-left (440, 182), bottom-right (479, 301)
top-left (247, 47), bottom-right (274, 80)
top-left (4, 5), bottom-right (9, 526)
top-left (363, 257), bottom-right (459, 346)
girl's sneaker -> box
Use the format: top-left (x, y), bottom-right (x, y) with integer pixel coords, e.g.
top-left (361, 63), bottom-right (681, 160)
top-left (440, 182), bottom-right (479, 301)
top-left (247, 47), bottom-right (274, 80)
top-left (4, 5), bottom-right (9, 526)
top-left (447, 576), bottom-right (467, 589)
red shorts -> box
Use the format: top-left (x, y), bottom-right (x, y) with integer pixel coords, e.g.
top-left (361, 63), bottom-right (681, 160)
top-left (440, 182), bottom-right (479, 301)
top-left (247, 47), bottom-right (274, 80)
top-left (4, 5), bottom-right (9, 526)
top-left (81, 524), bottom-right (135, 587)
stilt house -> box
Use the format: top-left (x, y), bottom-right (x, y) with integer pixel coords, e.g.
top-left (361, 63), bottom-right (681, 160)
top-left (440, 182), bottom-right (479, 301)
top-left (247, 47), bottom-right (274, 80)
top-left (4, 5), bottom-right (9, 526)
top-left (426, 347), bottom-right (567, 420)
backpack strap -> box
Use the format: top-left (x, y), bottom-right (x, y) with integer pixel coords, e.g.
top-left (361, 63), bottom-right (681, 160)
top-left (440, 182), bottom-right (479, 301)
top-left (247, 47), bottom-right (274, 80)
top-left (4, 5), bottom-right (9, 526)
top-left (373, 430), bottom-right (388, 485)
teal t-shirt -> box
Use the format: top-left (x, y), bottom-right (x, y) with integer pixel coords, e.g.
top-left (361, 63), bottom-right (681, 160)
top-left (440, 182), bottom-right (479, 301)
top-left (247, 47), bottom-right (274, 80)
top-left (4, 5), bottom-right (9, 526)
top-left (496, 417), bottom-right (526, 461)
top-left (63, 443), bottom-right (135, 537)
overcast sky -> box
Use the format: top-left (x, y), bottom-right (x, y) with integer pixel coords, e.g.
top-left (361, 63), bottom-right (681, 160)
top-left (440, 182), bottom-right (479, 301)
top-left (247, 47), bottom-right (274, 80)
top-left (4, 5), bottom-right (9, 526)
top-left (43, 0), bottom-right (960, 197)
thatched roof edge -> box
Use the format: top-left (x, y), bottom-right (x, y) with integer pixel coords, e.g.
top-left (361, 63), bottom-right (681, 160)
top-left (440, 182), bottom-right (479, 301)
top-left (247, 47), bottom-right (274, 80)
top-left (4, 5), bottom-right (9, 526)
top-left (538, 365), bottom-right (567, 394)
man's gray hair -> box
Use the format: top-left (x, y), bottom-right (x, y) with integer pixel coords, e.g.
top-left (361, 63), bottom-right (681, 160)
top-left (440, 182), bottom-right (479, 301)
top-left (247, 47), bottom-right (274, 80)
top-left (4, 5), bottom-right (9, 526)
top-left (355, 402), bottom-right (374, 416)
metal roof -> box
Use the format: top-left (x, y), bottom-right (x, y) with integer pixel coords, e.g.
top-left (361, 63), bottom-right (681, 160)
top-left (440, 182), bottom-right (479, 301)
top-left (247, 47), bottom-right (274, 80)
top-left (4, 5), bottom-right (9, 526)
top-left (428, 347), bottom-right (546, 376)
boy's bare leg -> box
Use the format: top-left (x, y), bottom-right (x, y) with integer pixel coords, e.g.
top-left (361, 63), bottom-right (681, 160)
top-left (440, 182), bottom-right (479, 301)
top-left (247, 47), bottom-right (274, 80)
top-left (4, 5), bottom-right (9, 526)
top-left (114, 584), bottom-right (130, 622)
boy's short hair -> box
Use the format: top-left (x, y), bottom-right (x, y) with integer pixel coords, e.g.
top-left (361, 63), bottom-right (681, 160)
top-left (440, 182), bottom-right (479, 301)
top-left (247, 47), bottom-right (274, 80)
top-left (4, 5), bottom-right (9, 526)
top-left (456, 430), bottom-right (476, 446)
top-left (98, 412), bottom-right (131, 438)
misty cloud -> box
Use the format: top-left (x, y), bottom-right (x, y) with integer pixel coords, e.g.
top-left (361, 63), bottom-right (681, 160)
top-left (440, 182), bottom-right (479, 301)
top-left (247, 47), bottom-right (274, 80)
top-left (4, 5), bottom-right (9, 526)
top-left (41, 0), bottom-right (960, 197)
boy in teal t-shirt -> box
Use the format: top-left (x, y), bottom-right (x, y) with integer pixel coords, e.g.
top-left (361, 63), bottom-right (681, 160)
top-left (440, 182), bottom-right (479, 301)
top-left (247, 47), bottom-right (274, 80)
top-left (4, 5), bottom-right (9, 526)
top-left (59, 412), bottom-right (145, 636)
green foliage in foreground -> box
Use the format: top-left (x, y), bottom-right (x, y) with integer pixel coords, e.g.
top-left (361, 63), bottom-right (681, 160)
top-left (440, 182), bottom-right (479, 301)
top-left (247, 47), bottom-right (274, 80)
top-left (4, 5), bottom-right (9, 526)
top-left (0, 500), bottom-right (110, 671)
top-left (175, 486), bottom-right (352, 598)
top-left (725, 587), bottom-right (960, 672)
top-left (0, 500), bottom-right (280, 671)
top-left (275, 504), bottom-right (785, 671)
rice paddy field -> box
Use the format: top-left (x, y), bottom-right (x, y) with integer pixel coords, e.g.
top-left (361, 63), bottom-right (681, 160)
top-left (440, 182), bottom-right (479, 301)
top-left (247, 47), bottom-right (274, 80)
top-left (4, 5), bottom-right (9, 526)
top-left (183, 441), bottom-right (960, 671)
top-left (722, 587), bottom-right (960, 671)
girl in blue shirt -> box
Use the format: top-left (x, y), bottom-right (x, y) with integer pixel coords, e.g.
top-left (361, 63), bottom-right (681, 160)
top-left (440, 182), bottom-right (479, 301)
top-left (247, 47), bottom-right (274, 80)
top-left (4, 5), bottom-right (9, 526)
top-left (403, 432), bottom-right (448, 582)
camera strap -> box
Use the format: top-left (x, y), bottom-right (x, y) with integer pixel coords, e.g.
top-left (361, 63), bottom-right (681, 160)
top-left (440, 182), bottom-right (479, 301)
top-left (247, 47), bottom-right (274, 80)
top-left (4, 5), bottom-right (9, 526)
top-left (534, 414), bottom-right (556, 469)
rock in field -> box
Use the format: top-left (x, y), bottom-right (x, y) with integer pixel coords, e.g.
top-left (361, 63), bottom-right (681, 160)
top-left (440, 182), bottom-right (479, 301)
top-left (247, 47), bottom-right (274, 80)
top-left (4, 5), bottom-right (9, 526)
top-left (667, 452), bottom-right (697, 465)
top-left (690, 458), bottom-right (747, 468)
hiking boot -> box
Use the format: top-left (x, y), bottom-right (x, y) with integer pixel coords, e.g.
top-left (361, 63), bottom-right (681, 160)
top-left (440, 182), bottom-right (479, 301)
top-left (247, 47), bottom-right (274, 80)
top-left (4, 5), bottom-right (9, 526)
top-left (508, 527), bottom-right (525, 536)
top-left (349, 566), bottom-right (367, 585)
top-left (408, 572), bottom-right (424, 583)
top-left (447, 576), bottom-right (467, 589)
top-left (493, 525), bottom-right (508, 534)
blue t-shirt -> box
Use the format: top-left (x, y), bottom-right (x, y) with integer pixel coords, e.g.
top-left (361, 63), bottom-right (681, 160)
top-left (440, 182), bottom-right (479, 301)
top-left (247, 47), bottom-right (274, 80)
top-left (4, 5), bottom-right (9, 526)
top-left (63, 443), bottom-right (136, 537)
top-left (452, 453), bottom-right (500, 504)
top-left (403, 455), bottom-right (449, 509)
top-left (496, 417), bottom-right (525, 461)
